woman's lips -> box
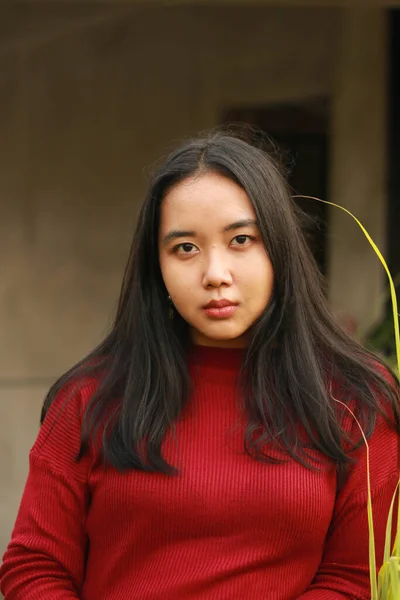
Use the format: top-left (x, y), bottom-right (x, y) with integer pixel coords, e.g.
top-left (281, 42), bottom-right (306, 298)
top-left (204, 305), bottom-right (237, 318)
top-left (203, 302), bottom-right (238, 319)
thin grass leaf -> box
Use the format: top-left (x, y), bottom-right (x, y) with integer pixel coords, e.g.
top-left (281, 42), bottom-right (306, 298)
top-left (388, 557), bottom-right (400, 599)
top-left (394, 532), bottom-right (399, 559)
top-left (330, 396), bottom-right (377, 600)
top-left (292, 195), bottom-right (400, 376)
top-left (378, 562), bottom-right (389, 599)
top-left (293, 195), bottom-right (400, 599)
top-left (385, 483), bottom-right (400, 563)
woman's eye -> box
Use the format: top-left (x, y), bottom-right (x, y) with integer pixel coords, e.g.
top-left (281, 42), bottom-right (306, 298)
top-left (175, 243), bottom-right (197, 255)
top-left (231, 235), bottom-right (253, 246)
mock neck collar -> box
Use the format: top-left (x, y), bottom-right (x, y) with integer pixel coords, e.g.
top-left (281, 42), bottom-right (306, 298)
top-left (188, 344), bottom-right (245, 370)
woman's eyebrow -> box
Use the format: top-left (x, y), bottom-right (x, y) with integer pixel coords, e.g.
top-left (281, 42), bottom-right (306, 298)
top-left (163, 230), bottom-right (196, 246)
top-left (224, 219), bottom-right (258, 232)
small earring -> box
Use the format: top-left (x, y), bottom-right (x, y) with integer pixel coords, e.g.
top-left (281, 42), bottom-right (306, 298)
top-left (168, 295), bottom-right (174, 320)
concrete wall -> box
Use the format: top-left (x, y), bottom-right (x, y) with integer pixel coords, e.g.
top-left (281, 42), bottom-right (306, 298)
top-left (328, 8), bottom-right (389, 334)
top-left (0, 4), bottom-right (339, 558)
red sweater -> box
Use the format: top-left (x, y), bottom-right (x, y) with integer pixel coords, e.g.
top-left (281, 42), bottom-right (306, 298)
top-left (0, 346), bottom-right (398, 599)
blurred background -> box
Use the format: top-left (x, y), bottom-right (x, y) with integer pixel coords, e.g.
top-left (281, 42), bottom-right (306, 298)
top-left (0, 1), bottom-right (399, 564)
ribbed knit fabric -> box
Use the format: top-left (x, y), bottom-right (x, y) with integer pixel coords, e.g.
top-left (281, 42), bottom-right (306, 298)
top-left (0, 345), bottom-right (398, 600)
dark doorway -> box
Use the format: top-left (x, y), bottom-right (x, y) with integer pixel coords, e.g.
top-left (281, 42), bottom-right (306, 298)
top-left (221, 100), bottom-right (330, 274)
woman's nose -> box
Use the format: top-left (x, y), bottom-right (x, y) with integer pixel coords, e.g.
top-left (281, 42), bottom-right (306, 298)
top-left (201, 251), bottom-right (233, 288)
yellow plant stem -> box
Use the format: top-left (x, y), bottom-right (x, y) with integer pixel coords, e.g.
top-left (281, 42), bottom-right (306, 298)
top-left (331, 395), bottom-right (377, 599)
top-left (293, 195), bottom-right (400, 598)
top-left (292, 195), bottom-right (400, 375)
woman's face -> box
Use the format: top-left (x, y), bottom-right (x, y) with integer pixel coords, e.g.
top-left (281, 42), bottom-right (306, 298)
top-left (158, 172), bottom-right (274, 348)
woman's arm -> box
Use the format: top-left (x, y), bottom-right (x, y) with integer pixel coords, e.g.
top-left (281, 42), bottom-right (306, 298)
top-left (0, 455), bottom-right (88, 599)
top-left (0, 381), bottom-right (95, 599)
top-left (297, 406), bottom-right (399, 600)
top-left (297, 476), bottom-right (398, 599)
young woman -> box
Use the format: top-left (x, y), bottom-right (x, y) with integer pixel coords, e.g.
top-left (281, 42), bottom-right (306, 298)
top-left (1, 131), bottom-right (399, 600)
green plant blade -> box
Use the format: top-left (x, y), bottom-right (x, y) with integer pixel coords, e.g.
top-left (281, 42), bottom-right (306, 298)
top-left (384, 483), bottom-right (400, 563)
top-left (293, 195), bottom-right (400, 599)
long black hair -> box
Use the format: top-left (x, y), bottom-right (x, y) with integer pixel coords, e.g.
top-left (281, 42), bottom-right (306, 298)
top-left (41, 129), bottom-right (399, 473)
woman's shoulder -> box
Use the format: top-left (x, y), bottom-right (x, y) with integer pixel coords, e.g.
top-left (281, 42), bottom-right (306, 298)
top-left (31, 374), bottom-right (101, 464)
top-left (330, 358), bottom-right (398, 442)
top-left (332, 359), bottom-right (399, 483)
top-left (331, 358), bottom-right (398, 412)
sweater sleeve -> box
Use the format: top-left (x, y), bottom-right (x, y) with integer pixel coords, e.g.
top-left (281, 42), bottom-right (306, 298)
top-left (297, 407), bottom-right (399, 600)
top-left (0, 380), bottom-right (96, 600)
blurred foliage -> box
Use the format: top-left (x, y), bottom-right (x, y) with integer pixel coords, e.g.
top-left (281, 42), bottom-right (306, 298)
top-left (365, 275), bottom-right (400, 374)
